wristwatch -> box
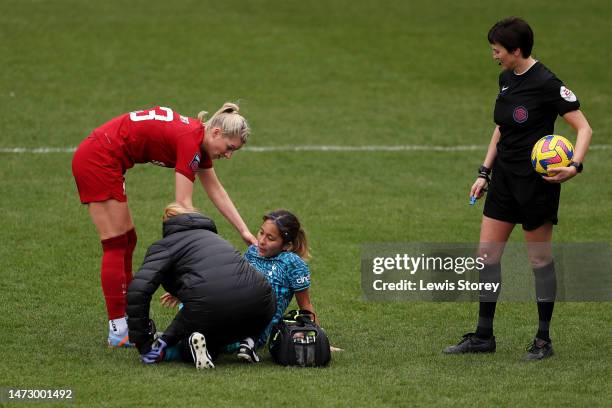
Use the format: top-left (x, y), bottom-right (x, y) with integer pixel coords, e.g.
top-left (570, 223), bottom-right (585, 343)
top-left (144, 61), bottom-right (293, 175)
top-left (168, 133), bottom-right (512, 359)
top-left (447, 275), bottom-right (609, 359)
top-left (569, 161), bottom-right (583, 173)
top-left (478, 165), bottom-right (491, 175)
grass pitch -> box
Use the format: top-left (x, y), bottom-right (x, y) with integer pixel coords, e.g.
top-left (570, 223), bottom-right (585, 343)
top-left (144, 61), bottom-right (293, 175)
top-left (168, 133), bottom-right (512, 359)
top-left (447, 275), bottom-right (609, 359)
top-left (1, 1), bottom-right (611, 406)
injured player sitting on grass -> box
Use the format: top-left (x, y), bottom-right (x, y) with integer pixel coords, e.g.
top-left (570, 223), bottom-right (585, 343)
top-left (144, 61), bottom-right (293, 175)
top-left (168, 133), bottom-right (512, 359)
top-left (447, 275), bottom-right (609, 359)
top-left (160, 209), bottom-right (342, 363)
top-left (126, 203), bottom-right (275, 370)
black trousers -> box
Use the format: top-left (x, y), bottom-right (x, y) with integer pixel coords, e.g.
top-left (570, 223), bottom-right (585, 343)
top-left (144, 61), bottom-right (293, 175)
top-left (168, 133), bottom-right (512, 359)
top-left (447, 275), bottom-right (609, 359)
top-left (176, 292), bottom-right (276, 361)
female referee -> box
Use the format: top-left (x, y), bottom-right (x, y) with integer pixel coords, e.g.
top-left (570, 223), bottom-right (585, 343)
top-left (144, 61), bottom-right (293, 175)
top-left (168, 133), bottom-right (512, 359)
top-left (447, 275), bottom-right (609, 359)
top-left (443, 17), bottom-right (592, 360)
top-left (72, 103), bottom-right (257, 347)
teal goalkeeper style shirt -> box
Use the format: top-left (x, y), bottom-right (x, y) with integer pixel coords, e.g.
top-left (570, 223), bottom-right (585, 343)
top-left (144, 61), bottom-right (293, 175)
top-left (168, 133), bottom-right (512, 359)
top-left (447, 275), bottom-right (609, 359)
top-left (244, 245), bottom-right (311, 347)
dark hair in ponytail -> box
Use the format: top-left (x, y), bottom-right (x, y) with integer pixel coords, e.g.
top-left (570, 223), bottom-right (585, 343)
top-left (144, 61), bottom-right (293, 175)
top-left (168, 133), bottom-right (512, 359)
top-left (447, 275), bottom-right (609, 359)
top-left (263, 210), bottom-right (310, 260)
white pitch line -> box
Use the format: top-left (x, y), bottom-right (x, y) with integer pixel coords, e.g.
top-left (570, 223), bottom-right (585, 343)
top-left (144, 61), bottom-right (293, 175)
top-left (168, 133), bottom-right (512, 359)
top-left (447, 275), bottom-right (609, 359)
top-left (1, 145), bottom-right (611, 153)
top-left (0, 147), bottom-right (77, 153)
top-left (243, 145), bottom-right (488, 152)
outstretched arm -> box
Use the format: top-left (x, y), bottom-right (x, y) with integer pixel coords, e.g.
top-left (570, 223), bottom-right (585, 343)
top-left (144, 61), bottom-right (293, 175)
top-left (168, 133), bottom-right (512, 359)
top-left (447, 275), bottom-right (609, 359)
top-left (175, 172), bottom-right (195, 209)
top-left (198, 168), bottom-right (256, 245)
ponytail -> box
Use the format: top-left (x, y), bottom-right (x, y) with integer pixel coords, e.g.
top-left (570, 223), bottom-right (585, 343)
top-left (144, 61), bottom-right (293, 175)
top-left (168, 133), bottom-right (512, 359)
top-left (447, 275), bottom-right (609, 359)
top-left (197, 102), bottom-right (250, 143)
top-left (292, 228), bottom-right (310, 261)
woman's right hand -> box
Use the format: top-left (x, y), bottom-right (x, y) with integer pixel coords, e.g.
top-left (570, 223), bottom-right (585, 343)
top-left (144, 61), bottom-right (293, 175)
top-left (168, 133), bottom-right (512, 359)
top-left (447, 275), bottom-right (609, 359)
top-left (470, 177), bottom-right (488, 200)
top-left (160, 292), bottom-right (180, 308)
top-left (241, 230), bottom-right (258, 246)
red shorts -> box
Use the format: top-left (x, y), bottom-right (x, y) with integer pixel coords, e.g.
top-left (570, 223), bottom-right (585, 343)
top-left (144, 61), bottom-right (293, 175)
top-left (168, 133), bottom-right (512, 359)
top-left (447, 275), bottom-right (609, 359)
top-left (72, 134), bottom-right (129, 204)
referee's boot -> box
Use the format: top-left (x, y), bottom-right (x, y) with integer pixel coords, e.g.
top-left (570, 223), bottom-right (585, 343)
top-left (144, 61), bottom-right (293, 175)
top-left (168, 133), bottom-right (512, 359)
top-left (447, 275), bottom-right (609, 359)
top-left (523, 338), bottom-right (554, 361)
top-left (443, 333), bottom-right (496, 354)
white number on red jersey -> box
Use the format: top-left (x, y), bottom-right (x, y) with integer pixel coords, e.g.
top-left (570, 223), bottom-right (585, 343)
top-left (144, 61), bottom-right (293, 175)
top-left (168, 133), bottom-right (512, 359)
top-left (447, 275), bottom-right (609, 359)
top-left (129, 107), bottom-right (174, 122)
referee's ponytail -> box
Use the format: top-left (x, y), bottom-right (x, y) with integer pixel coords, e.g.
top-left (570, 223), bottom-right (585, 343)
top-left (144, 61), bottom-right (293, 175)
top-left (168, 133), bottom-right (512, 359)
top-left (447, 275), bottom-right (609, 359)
top-left (264, 210), bottom-right (310, 261)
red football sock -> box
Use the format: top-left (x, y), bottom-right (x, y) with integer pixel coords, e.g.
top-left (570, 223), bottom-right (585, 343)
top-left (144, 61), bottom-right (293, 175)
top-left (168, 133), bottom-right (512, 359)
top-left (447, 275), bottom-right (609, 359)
top-left (124, 228), bottom-right (137, 286)
top-left (101, 234), bottom-right (129, 321)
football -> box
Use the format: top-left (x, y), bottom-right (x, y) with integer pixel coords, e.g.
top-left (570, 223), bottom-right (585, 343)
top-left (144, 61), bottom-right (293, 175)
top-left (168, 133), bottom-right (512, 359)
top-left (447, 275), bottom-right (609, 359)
top-left (531, 135), bottom-right (575, 176)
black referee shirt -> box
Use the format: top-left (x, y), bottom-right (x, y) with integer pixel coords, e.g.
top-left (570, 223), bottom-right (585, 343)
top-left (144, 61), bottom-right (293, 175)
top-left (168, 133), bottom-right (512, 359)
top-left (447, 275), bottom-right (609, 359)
top-left (493, 61), bottom-right (580, 175)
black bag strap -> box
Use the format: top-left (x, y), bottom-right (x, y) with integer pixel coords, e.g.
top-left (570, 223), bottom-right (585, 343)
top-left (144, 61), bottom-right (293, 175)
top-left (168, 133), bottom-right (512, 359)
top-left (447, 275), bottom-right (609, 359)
top-left (283, 309), bottom-right (316, 325)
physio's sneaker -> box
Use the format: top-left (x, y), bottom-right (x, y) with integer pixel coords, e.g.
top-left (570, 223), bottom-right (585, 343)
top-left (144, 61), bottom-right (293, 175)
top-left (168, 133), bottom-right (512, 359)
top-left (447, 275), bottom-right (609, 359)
top-left (237, 342), bottom-right (260, 363)
top-left (443, 333), bottom-right (496, 354)
top-left (189, 332), bottom-right (215, 370)
top-left (108, 332), bottom-right (134, 348)
top-left (523, 338), bottom-right (554, 361)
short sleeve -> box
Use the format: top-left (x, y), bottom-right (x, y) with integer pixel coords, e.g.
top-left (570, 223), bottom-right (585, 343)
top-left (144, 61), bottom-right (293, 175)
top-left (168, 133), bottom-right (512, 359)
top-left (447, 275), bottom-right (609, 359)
top-left (543, 77), bottom-right (580, 116)
top-left (199, 153), bottom-right (213, 170)
top-left (244, 245), bottom-right (258, 263)
top-left (175, 140), bottom-right (212, 182)
top-left (174, 144), bottom-right (200, 182)
top-left (284, 255), bottom-right (311, 292)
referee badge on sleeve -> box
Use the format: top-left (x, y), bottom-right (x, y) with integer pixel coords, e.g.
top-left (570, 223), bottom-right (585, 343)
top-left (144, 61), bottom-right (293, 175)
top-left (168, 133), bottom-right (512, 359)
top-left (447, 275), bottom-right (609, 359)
top-left (560, 86), bottom-right (577, 102)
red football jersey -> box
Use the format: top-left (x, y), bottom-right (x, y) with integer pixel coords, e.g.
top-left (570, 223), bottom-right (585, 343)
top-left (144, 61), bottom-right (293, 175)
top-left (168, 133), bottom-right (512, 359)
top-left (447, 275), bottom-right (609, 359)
top-left (92, 106), bottom-right (212, 182)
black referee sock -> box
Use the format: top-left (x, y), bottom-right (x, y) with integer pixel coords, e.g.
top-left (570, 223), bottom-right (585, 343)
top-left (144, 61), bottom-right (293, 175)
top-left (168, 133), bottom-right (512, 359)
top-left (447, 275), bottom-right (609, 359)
top-left (533, 261), bottom-right (556, 342)
top-left (476, 302), bottom-right (497, 339)
top-left (536, 308), bottom-right (553, 342)
top-left (475, 263), bottom-right (502, 339)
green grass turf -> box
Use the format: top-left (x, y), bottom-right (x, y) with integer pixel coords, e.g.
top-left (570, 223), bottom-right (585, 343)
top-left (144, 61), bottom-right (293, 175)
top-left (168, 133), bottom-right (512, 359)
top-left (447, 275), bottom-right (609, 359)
top-left (1, 0), bottom-right (611, 406)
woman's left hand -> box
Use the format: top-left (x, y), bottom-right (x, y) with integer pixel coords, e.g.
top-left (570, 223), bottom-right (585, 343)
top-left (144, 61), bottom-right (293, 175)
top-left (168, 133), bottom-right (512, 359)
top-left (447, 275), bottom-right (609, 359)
top-left (542, 166), bottom-right (578, 183)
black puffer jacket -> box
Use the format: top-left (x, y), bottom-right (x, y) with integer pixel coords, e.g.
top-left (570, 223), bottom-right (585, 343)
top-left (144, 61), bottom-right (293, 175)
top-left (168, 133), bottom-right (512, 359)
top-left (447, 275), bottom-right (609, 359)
top-left (127, 213), bottom-right (275, 352)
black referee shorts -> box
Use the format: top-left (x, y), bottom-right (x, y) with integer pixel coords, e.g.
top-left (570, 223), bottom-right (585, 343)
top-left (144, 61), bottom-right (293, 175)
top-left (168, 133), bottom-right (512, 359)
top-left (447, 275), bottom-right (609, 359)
top-left (483, 161), bottom-right (561, 231)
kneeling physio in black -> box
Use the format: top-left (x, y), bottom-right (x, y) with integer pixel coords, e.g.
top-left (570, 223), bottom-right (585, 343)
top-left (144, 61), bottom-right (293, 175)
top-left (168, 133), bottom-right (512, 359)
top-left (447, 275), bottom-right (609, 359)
top-left (126, 203), bottom-right (276, 369)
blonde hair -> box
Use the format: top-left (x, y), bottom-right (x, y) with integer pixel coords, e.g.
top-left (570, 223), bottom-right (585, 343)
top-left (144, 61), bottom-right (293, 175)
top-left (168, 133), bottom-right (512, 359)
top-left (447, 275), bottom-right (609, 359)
top-left (197, 102), bottom-right (250, 143)
top-left (163, 203), bottom-right (200, 222)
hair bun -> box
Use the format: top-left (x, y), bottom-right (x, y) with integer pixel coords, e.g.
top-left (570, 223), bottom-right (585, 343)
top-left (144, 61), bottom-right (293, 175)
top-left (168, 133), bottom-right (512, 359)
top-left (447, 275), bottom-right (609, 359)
top-left (221, 102), bottom-right (239, 114)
